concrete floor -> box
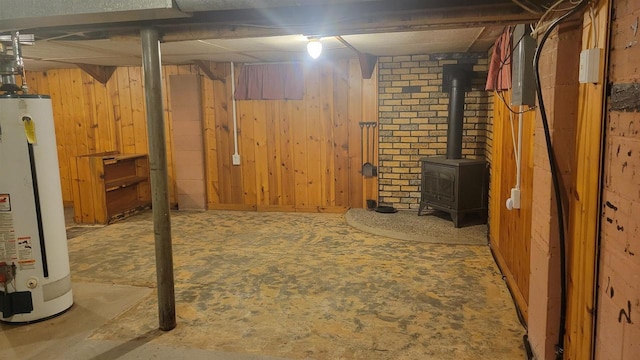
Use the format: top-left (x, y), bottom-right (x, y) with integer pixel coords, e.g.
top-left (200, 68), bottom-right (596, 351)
top-left (1, 210), bottom-right (525, 360)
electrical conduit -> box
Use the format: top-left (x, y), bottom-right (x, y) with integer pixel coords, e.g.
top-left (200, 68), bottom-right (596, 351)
top-left (230, 61), bottom-right (240, 165)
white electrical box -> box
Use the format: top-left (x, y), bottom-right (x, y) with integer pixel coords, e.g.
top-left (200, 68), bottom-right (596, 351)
top-left (579, 48), bottom-right (602, 84)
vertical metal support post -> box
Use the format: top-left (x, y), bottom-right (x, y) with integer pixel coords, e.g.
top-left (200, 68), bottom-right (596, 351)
top-left (140, 27), bottom-right (176, 331)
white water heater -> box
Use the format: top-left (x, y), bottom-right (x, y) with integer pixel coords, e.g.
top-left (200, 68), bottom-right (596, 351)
top-left (0, 94), bottom-right (73, 322)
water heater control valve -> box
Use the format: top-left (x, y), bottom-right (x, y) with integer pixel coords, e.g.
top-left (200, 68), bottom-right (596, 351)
top-left (0, 262), bottom-right (16, 284)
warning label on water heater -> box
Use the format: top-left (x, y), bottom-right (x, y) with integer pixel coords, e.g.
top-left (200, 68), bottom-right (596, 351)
top-left (0, 194), bottom-right (10, 212)
top-left (0, 209), bottom-right (18, 262)
top-left (17, 236), bottom-right (35, 270)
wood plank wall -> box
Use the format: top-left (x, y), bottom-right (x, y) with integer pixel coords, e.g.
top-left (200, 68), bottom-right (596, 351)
top-left (566, 0), bottom-right (610, 359)
top-left (26, 58), bottom-right (376, 211)
top-left (488, 3), bottom-right (611, 354)
top-left (202, 60), bottom-right (377, 211)
top-left (26, 67), bottom-right (168, 205)
top-left (489, 91), bottom-right (535, 322)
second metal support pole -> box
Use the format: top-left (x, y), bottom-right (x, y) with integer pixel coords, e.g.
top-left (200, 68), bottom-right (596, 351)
top-left (140, 27), bottom-right (176, 331)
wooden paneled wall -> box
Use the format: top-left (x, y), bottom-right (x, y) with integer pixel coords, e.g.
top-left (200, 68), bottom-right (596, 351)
top-left (489, 91), bottom-right (535, 322)
top-left (26, 58), bottom-right (377, 211)
top-left (26, 67), bottom-right (168, 205)
top-left (565, 1), bottom-right (610, 359)
top-left (201, 60), bottom-right (377, 211)
top-left (489, 3), bottom-right (612, 358)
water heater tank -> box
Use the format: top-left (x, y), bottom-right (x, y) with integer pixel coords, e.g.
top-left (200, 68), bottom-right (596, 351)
top-left (0, 94), bottom-right (73, 322)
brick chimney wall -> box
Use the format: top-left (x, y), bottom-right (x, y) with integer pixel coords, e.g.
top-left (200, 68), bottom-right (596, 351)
top-left (377, 53), bottom-right (492, 210)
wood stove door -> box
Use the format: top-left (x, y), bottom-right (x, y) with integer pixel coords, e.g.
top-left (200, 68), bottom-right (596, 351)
top-left (423, 166), bottom-right (456, 208)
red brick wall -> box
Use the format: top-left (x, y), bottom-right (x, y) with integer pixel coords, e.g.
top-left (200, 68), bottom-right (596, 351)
top-left (377, 53), bottom-right (491, 210)
top-left (595, 0), bottom-right (640, 358)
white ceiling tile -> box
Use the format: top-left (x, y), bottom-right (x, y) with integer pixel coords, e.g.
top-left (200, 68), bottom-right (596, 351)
top-left (342, 28), bottom-right (486, 55)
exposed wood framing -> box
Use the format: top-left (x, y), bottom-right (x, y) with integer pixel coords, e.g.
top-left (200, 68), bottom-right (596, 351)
top-left (466, 27), bottom-right (488, 52)
top-left (336, 36), bottom-right (377, 79)
top-left (76, 63), bottom-right (116, 84)
top-left (157, 5), bottom-right (537, 42)
top-left (357, 53), bottom-right (378, 80)
top-left (32, 3), bottom-right (536, 43)
top-left (565, 1), bottom-right (611, 358)
top-left (193, 60), bottom-right (226, 82)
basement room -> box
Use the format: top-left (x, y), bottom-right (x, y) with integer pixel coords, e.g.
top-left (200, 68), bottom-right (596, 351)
top-left (0, 0), bottom-right (638, 359)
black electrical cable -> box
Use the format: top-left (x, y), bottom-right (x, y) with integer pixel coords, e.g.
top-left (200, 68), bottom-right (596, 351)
top-left (488, 244), bottom-right (528, 329)
top-left (524, 334), bottom-right (535, 359)
top-left (532, 1), bottom-right (589, 359)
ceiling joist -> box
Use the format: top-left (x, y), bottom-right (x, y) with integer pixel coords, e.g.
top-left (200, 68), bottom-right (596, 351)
top-left (95, 3), bottom-right (535, 43)
top-left (158, 5), bottom-right (535, 42)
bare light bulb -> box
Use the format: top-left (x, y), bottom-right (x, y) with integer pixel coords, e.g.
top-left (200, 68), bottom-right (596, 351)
top-left (307, 38), bottom-right (322, 59)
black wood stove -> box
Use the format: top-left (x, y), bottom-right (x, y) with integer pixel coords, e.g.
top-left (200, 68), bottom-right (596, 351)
top-left (417, 65), bottom-right (488, 227)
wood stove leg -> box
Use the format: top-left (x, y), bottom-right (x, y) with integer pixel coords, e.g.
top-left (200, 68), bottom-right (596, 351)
top-left (418, 202), bottom-right (427, 216)
top-left (451, 212), bottom-right (462, 228)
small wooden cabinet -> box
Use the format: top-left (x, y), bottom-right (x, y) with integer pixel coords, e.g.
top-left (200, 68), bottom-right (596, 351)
top-left (71, 152), bottom-right (151, 224)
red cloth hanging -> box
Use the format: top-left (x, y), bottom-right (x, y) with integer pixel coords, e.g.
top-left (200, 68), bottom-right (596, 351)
top-left (486, 27), bottom-right (513, 91)
top-left (284, 63), bottom-right (304, 100)
top-left (234, 63), bottom-right (304, 100)
top-left (262, 64), bottom-right (285, 99)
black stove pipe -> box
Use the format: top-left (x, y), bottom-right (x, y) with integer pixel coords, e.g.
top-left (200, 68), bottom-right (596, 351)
top-left (444, 65), bottom-right (471, 159)
top-left (446, 76), bottom-right (465, 159)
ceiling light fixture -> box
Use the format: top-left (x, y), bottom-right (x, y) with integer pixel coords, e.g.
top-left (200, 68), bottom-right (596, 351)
top-left (306, 37), bottom-right (322, 59)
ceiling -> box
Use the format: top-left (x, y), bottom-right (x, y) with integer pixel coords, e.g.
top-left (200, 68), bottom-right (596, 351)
top-left (1, 0), bottom-right (539, 71)
top-left (22, 28), bottom-right (505, 71)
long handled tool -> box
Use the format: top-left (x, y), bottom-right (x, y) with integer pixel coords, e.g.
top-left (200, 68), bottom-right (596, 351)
top-left (359, 122), bottom-right (366, 172)
top-left (361, 122), bottom-right (375, 177)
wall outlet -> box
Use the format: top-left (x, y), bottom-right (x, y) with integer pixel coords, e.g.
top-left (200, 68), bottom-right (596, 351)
top-left (579, 48), bottom-right (602, 84)
top-left (232, 154), bottom-right (241, 165)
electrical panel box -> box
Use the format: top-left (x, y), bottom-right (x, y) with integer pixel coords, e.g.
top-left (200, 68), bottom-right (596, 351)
top-left (511, 24), bottom-right (537, 107)
top-left (579, 48), bottom-right (602, 83)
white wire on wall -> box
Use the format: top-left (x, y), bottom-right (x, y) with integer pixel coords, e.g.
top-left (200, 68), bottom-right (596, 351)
top-left (531, 0), bottom-right (582, 39)
top-left (230, 61), bottom-right (240, 164)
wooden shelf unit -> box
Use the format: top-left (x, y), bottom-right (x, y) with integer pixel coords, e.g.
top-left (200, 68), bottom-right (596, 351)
top-left (71, 152), bottom-right (151, 224)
